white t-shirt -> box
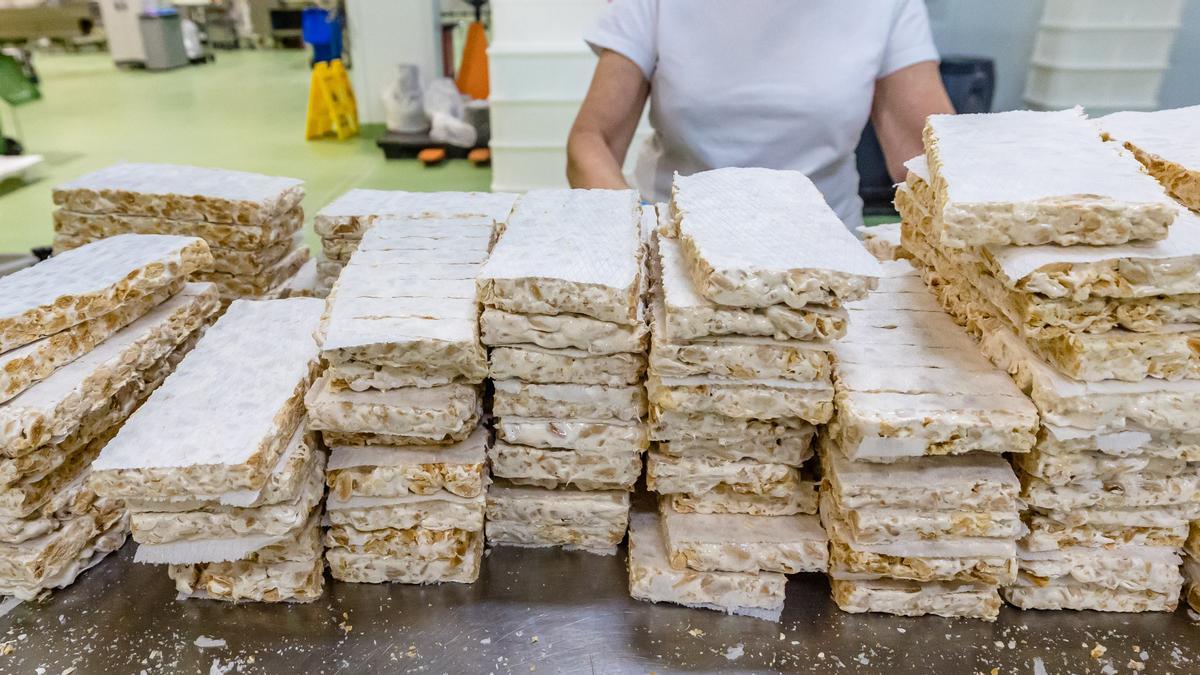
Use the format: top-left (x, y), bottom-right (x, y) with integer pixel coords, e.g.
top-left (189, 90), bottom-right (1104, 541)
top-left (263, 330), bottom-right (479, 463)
top-left (585, 0), bottom-right (939, 229)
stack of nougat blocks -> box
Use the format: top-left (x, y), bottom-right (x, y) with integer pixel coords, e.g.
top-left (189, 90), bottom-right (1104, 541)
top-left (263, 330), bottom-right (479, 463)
top-left (477, 189), bottom-right (646, 555)
top-left (90, 298), bottom-right (326, 603)
top-left (52, 163), bottom-right (313, 301)
top-left (312, 189), bottom-right (517, 295)
top-left (631, 167), bottom-right (880, 621)
top-left (900, 107), bottom-right (1200, 613)
top-left (0, 235), bottom-right (217, 600)
top-left (1102, 106), bottom-right (1200, 612)
top-left (823, 260), bottom-right (1038, 621)
top-left (307, 217), bottom-right (493, 584)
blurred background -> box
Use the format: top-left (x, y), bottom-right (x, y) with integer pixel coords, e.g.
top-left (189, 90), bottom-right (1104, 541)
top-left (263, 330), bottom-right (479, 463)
top-left (0, 0), bottom-right (1197, 253)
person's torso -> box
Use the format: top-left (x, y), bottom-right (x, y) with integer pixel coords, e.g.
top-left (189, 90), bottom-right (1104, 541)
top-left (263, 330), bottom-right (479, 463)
top-left (637, 0), bottom-right (905, 228)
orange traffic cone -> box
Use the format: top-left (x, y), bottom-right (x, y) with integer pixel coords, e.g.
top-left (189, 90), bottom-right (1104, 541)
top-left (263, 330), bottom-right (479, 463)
top-left (456, 20), bottom-right (489, 101)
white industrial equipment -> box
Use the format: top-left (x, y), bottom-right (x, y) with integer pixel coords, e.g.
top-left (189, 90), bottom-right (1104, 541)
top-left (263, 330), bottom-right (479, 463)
top-left (97, 0), bottom-right (148, 65)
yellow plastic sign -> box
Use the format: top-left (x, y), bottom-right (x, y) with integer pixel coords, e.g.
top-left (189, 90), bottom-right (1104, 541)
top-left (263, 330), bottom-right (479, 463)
top-left (306, 59), bottom-right (359, 141)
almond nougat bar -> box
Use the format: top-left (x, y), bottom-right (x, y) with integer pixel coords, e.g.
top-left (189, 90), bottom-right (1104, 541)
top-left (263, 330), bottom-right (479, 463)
top-left (923, 108), bottom-right (1176, 247)
top-left (0, 234), bottom-right (211, 352)
top-left (669, 167), bottom-right (880, 308)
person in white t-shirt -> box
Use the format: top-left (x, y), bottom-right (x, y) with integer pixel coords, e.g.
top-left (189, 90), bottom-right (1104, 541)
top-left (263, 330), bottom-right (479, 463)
top-left (566, 0), bottom-right (954, 229)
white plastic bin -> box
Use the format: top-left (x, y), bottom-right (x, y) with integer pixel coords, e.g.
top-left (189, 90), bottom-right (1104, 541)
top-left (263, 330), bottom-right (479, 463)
top-left (488, 43), bottom-right (598, 100)
top-left (490, 143), bottom-right (570, 191)
top-left (1041, 0), bottom-right (1185, 27)
top-left (1024, 61), bottom-right (1166, 110)
top-left (490, 98), bottom-right (583, 145)
top-left (490, 0), bottom-right (609, 45)
top-left (491, 131), bottom-right (652, 193)
top-left (490, 97), bottom-right (650, 146)
top-left (1033, 24), bottom-right (1181, 68)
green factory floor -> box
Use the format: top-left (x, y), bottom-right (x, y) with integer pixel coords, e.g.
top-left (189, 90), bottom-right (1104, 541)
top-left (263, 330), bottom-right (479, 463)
top-left (0, 50), bottom-right (491, 254)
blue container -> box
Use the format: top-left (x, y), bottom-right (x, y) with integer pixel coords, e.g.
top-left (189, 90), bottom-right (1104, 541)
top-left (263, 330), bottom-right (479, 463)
top-left (303, 7), bottom-right (344, 63)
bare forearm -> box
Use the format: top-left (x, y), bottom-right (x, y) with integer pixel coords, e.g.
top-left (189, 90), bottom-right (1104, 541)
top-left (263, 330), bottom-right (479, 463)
top-left (566, 49), bottom-right (649, 190)
top-left (567, 130), bottom-right (630, 189)
top-left (873, 61), bottom-right (954, 182)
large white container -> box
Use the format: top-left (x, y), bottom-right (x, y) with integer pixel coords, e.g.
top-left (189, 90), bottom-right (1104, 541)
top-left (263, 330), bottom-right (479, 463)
top-left (491, 131), bottom-right (652, 192)
top-left (488, 44), bottom-right (598, 100)
top-left (97, 0), bottom-right (147, 64)
top-left (490, 97), bottom-right (650, 145)
top-left (490, 0), bottom-right (609, 45)
top-left (1040, 0), bottom-right (1185, 27)
top-left (490, 143), bottom-right (570, 192)
top-left (1033, 23), bottom-right (1182, 67)
top-left (490, 98), bottom-right (583, 145)
top-left (1024, 61), bottom-right (1166, 110)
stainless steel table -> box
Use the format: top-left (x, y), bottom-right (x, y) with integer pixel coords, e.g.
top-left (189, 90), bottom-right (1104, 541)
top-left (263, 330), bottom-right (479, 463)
top-left (2, 544), bottom-right (1198, 673)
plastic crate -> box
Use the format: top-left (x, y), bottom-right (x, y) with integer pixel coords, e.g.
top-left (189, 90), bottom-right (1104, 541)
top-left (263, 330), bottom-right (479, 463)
top-left (1033, 24), bottom-right (1181, 68)
top-left (1041, 0), bottom-right (1185, 27)
top-left (488, 43), bottom-right (597, 100)
top-left (490, 0), bottom-right (609, 45)
top-left (1024, 61), bottom-right (1165, 110)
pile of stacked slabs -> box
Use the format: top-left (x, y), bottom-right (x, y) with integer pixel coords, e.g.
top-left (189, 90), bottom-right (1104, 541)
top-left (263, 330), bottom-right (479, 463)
top-left (899, 107), bottom-right (1200, 613)
top-left (630, 167), bottom-right (881, 621)
top-left (52, 163), bottom-right (313, 301)
top-left (0, 234), bottom-right (218, 599)
top-left (823, 260), bottom-right (1038, 621)
top-left (1103, 105), bottom-right (1200, 612)
top-left (312, 189), bottom-right (517, 294)
top-left (306, 217), bottom-right (493, 584)
top-left (89, 298), bottom-right (326, 603)
top-left (477, 189), bottom-right (647, 556)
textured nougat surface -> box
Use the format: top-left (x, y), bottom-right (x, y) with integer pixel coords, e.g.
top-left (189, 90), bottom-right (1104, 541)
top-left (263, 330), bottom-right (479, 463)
top-left (53, 206), bottom-right (303, 251)
top-left (477, 189), bottom-right (642, 324)
top-left (923, 109), bottom-right (1176, 247)
top-left (1, 283), bottom-right (219, 457)
top-left (627, 511), bottom-right (786, 622)
top-left (0, 234), bottom-right (212, 353)
top-left (660, 507), bottom-right (828, 574)
top-left (670, 167), bottom-right (880, 308)
top-left (53, 163), bottom-right (304, 225)
top-left (90, 298), bottom-right (324, 499)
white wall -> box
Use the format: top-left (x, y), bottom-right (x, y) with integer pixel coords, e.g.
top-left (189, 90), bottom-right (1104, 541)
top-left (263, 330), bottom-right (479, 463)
top-left (346, 0), bottom-right (441, 124)
top-left (345, 0), bottom-right (1199, 124)
top-left (926, 0), bottom-right (1199, 112)
top-left (1160, 0), bottom-right (1200, 108)
top-left (438, 0), bottom-right (477, 14)
top-left (924, 0), bottom-right (1044, 112)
